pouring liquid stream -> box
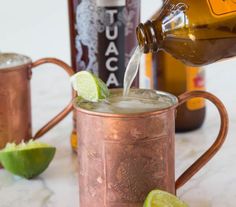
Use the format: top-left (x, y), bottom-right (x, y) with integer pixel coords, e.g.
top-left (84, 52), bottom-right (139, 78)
top-left (123, 46), bottom-right (143, 96)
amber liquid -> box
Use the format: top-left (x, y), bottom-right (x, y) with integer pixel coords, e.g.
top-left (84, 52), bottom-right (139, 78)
top-left (137, 0), bottom-right (236, 66)
top-left (163, 37), bottom-right (236, 66)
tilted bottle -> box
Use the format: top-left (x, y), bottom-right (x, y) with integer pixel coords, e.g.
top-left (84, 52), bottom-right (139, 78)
top-left (144, 3), bottom-right (206, 132)
top-left (68, 0), bottom-right (140, 151)
top-left (137, 0), bottom-right (236, 66)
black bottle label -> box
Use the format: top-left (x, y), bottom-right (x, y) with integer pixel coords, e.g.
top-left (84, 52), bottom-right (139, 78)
top-left (97, 0), bottom-right (125, 88)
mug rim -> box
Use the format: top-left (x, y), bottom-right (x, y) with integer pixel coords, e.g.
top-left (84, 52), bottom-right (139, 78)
top-left (73, 88), bottom-right (179, 118)
top-left (0, 53), bottom-right (32, 71)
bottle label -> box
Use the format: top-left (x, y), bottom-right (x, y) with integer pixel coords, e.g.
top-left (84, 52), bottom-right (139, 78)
top-left (97, 1), bottom-right (125, 88)
top-left (75, 0), bottom-right (140, 88)
top-left (207, 0), bottom-right (236, 16)
top-left (186, 68), bottom-right (205, 111)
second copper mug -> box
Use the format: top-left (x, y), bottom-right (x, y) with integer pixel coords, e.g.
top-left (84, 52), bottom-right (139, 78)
top-left (75, 89), bottom-right (228, 207)
top-left (0, 53), bottom-right (74, 149)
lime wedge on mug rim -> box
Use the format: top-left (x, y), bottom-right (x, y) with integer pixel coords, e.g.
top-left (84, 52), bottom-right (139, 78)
top-left (70, 71), bottom-right (109, 102)
top-left (144, 190), bottom-right (189, 207)
top-left (0, 140), bottom-right (56, 179)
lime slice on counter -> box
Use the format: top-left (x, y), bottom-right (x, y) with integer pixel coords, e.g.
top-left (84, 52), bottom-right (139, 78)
top-left (144, 190), bottom-right (189, 207)
top-left (70, 71), bottom-right (109, 102)
top-left (0, 139), bottom-right (56, 179)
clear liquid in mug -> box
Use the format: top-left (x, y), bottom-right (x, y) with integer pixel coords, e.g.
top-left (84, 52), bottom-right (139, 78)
top-left (77, 89), bottom-right (176, 114)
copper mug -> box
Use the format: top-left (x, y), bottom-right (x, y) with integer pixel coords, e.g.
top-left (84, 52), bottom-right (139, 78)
top-left (0, 53), bottom-right (74, 149)
top-left (75, 89), bottom-right (228, 207)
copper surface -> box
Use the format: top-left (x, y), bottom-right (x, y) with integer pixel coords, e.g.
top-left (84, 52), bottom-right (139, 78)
top-left (0, 55), bottom-right (75, 150)
top-left (75, 89), bottom-right (228, 207)
top-left (0, 62), bottom-right (32, 148)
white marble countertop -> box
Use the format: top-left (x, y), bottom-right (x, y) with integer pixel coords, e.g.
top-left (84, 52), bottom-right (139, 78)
top-left (0, 63), bottom-right (236, 207)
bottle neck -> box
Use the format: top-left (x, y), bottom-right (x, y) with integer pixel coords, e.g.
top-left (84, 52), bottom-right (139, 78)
top-left (136, 20), bottom-right (160, 53)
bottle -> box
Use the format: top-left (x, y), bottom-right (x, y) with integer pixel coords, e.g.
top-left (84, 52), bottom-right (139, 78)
top-left (137, 0), bottom-right (236, 66)
top-left (68, 0), bottom-right (141, 151)
top-left (145, 51), bottom-right (206, 132)
top-left (144, 2), bottom-right (206, 132)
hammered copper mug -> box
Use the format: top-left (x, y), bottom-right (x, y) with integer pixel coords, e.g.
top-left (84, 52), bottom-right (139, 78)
top-left (75, 89), bottom-right (228, 207)
top-left (0, 53), bottom-right (74, 149)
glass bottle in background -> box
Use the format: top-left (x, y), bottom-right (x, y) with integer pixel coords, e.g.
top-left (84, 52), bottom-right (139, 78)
top-left (137, 0), bottom-right (236, 66)
top-left (145, 51), bottom-right (206, 132)
top-left (143, 2), bottom-right (206, 132)
top-left (68, 0), bottom-right (141, 151)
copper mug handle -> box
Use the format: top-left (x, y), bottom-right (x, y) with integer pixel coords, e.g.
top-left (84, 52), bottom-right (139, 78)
top-left (31, 58), bottom-right (75, 139)
top-left (175, 91), bottom-right (228, 190)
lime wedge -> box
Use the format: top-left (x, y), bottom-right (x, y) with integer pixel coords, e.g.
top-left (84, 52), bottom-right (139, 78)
top-left (0, 140), bottom-right (56, 179)
top-left (70, 71), bottom-right (109, 102)
top-left (144, 190), bottom-right (189, 207)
